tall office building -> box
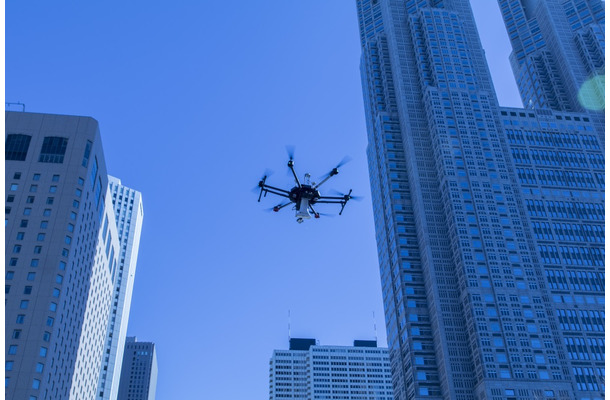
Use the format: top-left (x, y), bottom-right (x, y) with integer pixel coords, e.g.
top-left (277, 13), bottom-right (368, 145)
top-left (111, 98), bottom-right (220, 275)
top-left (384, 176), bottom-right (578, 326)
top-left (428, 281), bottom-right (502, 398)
top-left (5, 111), bottom-right (121, 399)
top-left (117, 337), bottom-right (158, 400)
top-left (269, 338), bottom-right (393, 400)
top-left (356, 1), bottom-right (604, 399)
top-left (497, 0), bottom-right (604, 115)
top-left (97, 177), bottom-right (144, 400)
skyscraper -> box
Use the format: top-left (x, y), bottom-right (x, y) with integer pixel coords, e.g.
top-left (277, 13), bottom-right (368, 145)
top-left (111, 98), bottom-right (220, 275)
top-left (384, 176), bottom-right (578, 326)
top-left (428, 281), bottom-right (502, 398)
top-left (498, 0), bottom-right (604, 117)
top-left (97, 177), bottom-right (144, 400)
top-left (356, 1), bottom-right (604, 399)
top-left (5, 111), bottom-right (121, 399)
top-left (269, 338), bottom-right (393, 400)
top-left (117, 337), bottom-right (158, 400)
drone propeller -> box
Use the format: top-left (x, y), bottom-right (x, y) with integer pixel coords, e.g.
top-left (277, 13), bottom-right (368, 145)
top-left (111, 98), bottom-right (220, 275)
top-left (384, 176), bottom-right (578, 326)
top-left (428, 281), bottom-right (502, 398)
top-left (315, 156), bottom-right (352, 188)
top-left (329, 189), bottom-right (363, 201)
top-left (286, 145), bottom-right (296, 161)
top-left (264, 202), bottom-right (291, 213)
top-left (252, 169), bottom-right (274, 193)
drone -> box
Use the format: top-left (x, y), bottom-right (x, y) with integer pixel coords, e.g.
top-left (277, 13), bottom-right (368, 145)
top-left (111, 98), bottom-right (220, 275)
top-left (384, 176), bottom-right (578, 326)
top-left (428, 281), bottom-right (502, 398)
top-left (256, 150), bottom-right (358, 223)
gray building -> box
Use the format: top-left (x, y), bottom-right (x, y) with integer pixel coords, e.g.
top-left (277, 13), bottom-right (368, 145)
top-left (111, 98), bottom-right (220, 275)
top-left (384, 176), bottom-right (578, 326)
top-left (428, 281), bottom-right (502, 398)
top-left (498, 0), bottom-right (604, 118)
top-left (269, 338), bottom-right (393, 400)
top-left (5, 111), bottom-right (121, 399)
top-left (356, 1), bottom-right (604, 399)
top-left (97, 177), bottom-right (144, 400)
top-left (117, 337), bottom-right (158, 400)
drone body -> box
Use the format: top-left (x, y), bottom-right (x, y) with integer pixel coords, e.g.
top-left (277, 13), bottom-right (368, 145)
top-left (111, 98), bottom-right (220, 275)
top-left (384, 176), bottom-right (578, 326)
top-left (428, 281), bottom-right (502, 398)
top-left (256, 154), bottom-right (355, 223)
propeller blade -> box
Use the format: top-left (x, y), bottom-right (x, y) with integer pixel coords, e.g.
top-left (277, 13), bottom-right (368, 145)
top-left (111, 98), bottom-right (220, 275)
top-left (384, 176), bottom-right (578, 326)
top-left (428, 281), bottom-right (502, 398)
top-left (286, 145), bottom-right (295, 161)
top-left (329, 189), bottom-right (363, 201)
top-left (318, 156), bottom-right (352, 181)
top-left (264, 203), bottom-right (290, 212)
top-left (334, 155), bottom-right (352, 169)
top-left (253, 169), bottom-right (274, 193)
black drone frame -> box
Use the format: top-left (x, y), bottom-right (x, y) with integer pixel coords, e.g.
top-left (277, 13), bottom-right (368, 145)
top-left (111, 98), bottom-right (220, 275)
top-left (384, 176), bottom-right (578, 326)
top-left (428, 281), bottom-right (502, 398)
top-left (256, 157), bottom-right (354, 218)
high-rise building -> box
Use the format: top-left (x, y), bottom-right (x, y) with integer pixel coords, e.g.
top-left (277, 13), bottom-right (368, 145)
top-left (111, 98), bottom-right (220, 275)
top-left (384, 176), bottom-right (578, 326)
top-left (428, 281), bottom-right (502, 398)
top-left (5, 111), bottom-right (121, 399)
top-left (97, 177), bottom-right (144, 400)
top-left (269, 338), bottom-right (393, 400)
top-left (117, 337), bottom-right (158, 400)
top-left (497, 0), bottom-right (604, 116)
top-left (356, 1), bottom-right (604, 399)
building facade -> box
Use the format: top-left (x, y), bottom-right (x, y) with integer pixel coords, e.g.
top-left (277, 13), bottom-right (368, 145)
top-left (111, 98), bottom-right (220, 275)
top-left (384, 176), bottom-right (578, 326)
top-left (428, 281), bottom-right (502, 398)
top-left (497, 0), bottom-right (604, 116)
top-left (97, 177), bottom-right (144, 400)
top-left (117, 337), bottom-right (158, 400)
top-left (356, 1), bottom-right (604, 399)
top-left (269, 338), bottom-right (393, 400)
top-left (5, 111), bottom-right (121, 399)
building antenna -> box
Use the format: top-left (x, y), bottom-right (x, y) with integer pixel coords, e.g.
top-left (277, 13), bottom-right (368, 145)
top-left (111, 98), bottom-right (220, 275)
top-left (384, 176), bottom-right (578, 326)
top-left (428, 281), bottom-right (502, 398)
top-left (288, 310), bottom-right (291, 341)
top-left (373, 311), bottom-right (378, 342)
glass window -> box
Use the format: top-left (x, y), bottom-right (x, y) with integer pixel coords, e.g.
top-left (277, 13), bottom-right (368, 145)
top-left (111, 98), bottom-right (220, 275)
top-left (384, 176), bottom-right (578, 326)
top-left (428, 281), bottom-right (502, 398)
top-left (52, 175), bottom-right (59, 182)
top-left (35, 363), bottom-right (44, 373)
top-left (27, 273), bottom-right (36, 281)
top-left (32, 379), bottom-right (40, 389)
top-left (24, 286), bottom-right (32, 295)
top-left (23, 208), bottom-right (31, 216)
top-left (10, 184), bottom-right (18, 191)
top-left (6, 271), bottom-right (14, 280)
top-left (20, 300), bottom-right (29, 309)
top-left (13, 172), bottom-right (21, 180)
top-left (29, 185), bottom-right (37, 192)
top-left (38, 137), bottom-right (68, 163)
top-left (5, 361), bottom-right (13, 371)
top-left (49, 186), bottom-right (57, 193)
top-left (39, 347), bottom-right (47, 357)
top-left (8, 346), bottom-right (17, 355)
top-left (30, 259), bottom-right (39, 267)
top-left (7, 195), bottom-right (14, 203)
top-left (43, 209), bottom-right (51, 217)
top-left (16, 315), bottom-right (25, 324)
top-left (37, 233), bottom-right (45, 241)
top-left (6, 134), bottom-right (32, 161)
top-left (33, 173), bottom-right (40, 181)
top-left (40, 221), bottom-right (48, 229)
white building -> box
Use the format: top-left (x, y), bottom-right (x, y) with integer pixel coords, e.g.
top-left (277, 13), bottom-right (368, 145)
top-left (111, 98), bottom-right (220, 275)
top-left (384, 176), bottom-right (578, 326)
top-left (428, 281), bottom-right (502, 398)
top-left (97, 177), bottom-right (144, 400)
top-left (269, 338), bottom-right (393, 400)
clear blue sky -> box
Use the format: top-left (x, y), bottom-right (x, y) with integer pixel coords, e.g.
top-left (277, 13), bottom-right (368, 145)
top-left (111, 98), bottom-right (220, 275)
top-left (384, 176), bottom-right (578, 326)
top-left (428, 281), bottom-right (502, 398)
top-left (6, 1), bottom-right (521, 398)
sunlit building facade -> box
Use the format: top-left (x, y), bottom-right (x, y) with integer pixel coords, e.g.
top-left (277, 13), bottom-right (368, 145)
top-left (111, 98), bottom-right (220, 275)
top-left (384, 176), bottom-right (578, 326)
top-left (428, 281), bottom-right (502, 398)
top-left (356, 1), bottom-right (604, 399)
top-left (269, 338), bottom-right (393, 400)
top-left (97, 177), bottom-right (144, 400)
top-left (5, 111), bottom-right (121, 399)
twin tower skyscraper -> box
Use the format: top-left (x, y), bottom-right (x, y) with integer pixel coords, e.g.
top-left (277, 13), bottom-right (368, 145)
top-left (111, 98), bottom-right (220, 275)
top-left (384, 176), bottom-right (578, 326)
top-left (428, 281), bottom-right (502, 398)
top-left (5, 112), bottom-right (146, 399)
top-left (357, 0), bottom-right (603, 400)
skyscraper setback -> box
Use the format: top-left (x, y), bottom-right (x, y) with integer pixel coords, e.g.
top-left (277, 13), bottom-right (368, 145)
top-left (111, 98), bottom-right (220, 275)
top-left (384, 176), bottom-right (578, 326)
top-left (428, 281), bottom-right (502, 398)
top-left (356, 1), bottom-right (604, 399)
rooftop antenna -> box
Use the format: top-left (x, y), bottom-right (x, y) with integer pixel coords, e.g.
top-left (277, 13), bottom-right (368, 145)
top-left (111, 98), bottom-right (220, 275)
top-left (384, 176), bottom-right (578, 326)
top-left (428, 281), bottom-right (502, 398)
top-left (373, 311), bottom-right (378, 342)
top-left (6, 102), bottom-right (26, 112)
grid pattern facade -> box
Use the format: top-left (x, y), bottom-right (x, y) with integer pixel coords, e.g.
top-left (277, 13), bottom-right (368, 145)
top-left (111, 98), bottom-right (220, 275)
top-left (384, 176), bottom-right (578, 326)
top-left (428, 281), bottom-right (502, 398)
top-left (97, 177), bottom-right (144, 400)
top-left (5, 111), bottom-right (120, 400)
top-left (269, 343), bottom-right (393, 400)
top-left (117, 337), bottom-right (158, 400)
top-left (497, 0), bottom-right (604, 118)
top-left (355, 1), bottom-right (604, 400)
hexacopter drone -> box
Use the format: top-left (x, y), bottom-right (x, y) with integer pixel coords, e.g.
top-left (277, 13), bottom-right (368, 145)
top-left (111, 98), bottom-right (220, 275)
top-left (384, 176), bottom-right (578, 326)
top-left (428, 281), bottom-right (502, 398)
top-left (255, 149), bottom-right (358, 223)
